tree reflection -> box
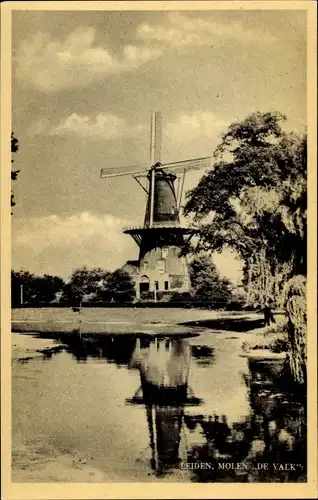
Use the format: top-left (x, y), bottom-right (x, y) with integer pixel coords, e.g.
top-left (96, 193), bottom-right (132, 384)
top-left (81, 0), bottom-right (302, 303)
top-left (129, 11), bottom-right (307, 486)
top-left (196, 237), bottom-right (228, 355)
top-left (55, 332), bottom-right (137, 364)
top-left (186, 358), bottom-right (306, 482)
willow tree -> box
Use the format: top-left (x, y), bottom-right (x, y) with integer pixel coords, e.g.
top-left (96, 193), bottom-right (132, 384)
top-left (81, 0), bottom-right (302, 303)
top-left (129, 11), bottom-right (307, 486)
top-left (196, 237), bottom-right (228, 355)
top-left (184, 112), bottom-right (306, 308)
top-left (184, 112), bottom-right (307, 384)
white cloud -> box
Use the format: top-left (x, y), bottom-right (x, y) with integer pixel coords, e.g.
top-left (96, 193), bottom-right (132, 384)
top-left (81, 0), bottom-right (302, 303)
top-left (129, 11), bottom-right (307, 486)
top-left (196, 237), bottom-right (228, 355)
top-left (31, 110), bottom-right (229, 143)
top-left (52, 113), bottom-right (144, 140)
top-left (137, 12), bottom-right (276, 47)
top-left (165, 111), bottom-right (230, 143)
top-left (29, 112), bottom-right (145, 140)
top-left (14, 14), bottom-right (276, 93)
top-left (15, 27), bottom-right (161, 92)
top-left (161, 111), bottom-right (232, 161)
top-left (12, 212), bottom-right (136, 279)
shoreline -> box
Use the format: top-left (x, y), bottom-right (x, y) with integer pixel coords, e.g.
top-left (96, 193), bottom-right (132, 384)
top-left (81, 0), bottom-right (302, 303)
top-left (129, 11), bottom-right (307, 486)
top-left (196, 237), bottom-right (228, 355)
top-left (11, 308), bottom-right (289, 363)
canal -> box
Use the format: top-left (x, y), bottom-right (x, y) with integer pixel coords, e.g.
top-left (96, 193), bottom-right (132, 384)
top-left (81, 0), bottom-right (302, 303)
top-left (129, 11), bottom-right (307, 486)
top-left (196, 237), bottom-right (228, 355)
top-left (12, 329), bottom-right (306, 482)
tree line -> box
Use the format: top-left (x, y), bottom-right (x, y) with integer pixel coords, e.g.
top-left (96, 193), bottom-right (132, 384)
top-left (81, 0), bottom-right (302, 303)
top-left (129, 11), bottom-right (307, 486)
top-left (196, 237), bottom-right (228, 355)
top-left (11, 257), bottom-right (237, 308)
top-left (11, 267), bottom-right (136, 307)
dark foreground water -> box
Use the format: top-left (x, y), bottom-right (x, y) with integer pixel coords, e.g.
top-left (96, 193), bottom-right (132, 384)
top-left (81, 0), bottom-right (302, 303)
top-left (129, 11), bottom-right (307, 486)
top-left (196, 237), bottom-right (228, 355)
top-left (12, 331), bottom-right (306, 482)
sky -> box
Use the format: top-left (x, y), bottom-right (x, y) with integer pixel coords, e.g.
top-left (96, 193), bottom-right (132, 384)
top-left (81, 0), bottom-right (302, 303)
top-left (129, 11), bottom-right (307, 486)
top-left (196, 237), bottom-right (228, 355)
top-left (11, 7), bottom-right (307, 281)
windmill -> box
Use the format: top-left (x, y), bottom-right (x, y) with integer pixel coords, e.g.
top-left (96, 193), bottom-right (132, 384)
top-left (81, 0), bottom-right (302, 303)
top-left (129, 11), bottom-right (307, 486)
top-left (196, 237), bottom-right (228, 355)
top-left (101, 112), bottom-right (211, 299)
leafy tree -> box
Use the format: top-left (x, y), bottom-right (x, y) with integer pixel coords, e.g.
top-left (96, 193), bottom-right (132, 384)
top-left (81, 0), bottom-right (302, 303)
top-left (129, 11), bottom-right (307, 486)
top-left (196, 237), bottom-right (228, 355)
top-left (11, 270), bottom-right (65, 306)
top-left (11, 133), bottom-right (19, 210)
top-left (184, 112), bottom-right (306, 307)
top-left (189, 255), bottom-right (233, 306)
top-left (97, 268), bottom-right (136, 303)
top-left (31, 275), bottom-right (65, 304)
top-left (11, 270), bottom-right (35, 307)
top-left (63, 267), bottom-right (110, 304)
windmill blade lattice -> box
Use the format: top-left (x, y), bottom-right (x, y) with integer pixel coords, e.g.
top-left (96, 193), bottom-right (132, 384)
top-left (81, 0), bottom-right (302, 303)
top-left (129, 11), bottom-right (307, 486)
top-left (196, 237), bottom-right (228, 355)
top-left (100, 164), bottom-right (149, 179)
top-left (162, 156), bottom-right (211, 174)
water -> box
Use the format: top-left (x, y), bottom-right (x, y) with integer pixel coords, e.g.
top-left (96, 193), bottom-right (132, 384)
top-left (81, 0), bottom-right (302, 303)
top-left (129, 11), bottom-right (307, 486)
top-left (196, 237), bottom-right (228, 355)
top-left (12, 331), bottom-right (306, 482)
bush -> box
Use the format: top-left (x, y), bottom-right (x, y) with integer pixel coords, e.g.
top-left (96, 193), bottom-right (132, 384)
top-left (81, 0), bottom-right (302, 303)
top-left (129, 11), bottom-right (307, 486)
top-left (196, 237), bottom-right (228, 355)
top-left (270, 337), bottom-right (289, 353)
top-left (225, 299), bottom-right (245, 311)
top-left (242, 329), bottom-right (288, 353)
top-left (169, 292), bottom-right (193, 304)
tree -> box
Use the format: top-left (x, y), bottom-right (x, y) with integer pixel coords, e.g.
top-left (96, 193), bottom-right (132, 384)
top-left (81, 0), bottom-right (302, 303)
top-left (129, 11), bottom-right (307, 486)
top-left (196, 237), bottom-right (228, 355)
top-left (63, 267), bottom-right (110, 304)
top-left (184, 112), bottom-right (307, 308)
top-left (11, 270), bottom-right (35, 307)
top-left (11, 133), bottom-right (19, 210)
top-left (11, 270), bottom-right (65, 306)
top-left (97, 268), bottom-right (136, 303)
top-left (189, 255), bottom-right (233, 306)
top-left (283, 275), bottom-right (306, 385)
top-left (31, 275), bottom-right (65, 304)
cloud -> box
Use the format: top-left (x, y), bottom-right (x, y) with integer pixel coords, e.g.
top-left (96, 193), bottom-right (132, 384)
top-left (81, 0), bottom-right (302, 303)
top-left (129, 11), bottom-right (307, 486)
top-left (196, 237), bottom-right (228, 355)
top-left (52, 113), bottom-right (144, 140)
top-left (12, 212), bottom-right (136, 279)
top-left (14, 14), bottom-right (276, 93)
top-left (31, 110), bottom-right (229, 143)
top-left (137, 12), bottom-right (276, 47)
top-left (165, 111), bottom-right (230, 144)
top-left (15, 27), bottom-right (161, 92)
top-left (29, 112), bottom-right (144, 140)
top-left (161, 111), bottom-right (233, 160)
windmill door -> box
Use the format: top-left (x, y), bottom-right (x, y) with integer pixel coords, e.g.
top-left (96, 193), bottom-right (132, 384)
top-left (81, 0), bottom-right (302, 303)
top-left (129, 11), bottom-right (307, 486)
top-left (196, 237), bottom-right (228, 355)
top-left (139, 275), bottom-right (150, 293)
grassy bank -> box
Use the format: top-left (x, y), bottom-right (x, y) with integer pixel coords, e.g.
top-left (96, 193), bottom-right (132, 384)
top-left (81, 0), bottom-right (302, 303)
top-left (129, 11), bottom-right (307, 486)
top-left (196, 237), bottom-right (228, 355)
top-left (241, 316), bottom-right (288, 354)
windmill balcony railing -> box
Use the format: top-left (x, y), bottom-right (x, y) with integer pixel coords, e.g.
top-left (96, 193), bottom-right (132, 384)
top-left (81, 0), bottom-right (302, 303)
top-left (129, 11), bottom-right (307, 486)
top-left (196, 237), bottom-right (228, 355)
top-left (123, 223), bottom-right (194, 232)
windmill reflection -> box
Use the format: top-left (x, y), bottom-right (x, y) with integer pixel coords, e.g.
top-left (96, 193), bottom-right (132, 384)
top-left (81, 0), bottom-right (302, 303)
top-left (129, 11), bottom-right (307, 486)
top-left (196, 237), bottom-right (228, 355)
top-left (127, 337), bottom-right (202, 475)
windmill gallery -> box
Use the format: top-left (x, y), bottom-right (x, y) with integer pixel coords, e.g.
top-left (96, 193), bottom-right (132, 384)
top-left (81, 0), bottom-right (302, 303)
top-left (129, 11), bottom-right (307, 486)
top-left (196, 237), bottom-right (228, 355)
top-left (101, 112), bottom-right (211, 300)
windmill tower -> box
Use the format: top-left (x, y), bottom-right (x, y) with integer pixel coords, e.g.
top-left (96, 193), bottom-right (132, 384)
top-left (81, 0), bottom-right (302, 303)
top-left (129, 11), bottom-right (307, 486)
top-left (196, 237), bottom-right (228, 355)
top-left (101, 112), bottom-right (211, 299)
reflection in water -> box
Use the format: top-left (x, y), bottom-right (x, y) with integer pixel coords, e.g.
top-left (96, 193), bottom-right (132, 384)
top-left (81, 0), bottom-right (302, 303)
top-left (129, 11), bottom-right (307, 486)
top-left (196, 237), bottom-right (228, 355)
top-left (47, 332), bottom-right (137, 365)
top-left (128, 338), bottom-right (202, 475)
top-left (18, 332), bottom-right (306, 482)
top-left (190, 345), bottom-right (215, 366)
top-left (186, 358), bottom-right (306, 482)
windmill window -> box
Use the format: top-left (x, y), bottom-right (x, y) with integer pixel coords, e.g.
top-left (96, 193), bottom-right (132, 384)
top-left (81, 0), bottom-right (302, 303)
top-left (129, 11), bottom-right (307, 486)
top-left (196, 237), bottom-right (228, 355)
top-left (158, 260), bottom-right (165, 274)
top-left (162, 248), bottom-right (168, 259)
top-left (164, 280), bottom-right (169, 290)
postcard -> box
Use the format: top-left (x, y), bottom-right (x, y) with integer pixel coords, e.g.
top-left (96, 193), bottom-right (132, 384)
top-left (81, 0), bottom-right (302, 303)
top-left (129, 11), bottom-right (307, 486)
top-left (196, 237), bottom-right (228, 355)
top-left (1, 1), bottom-right (317, 499)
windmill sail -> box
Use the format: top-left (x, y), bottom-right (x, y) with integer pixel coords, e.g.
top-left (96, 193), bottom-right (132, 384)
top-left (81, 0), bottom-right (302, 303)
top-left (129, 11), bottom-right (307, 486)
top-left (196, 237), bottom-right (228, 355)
top-left (100, 164), bottom-right (149, 179)
top-left (100, 156), bottom-right (211, 179)
top-left (162, 156), bottom-right (211, 173)
top-left (150, 111), bottom-right (162, 164)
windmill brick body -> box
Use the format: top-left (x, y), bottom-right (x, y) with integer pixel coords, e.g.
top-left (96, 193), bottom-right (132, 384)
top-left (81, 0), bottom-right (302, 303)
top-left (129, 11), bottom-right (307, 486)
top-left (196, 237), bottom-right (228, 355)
top-left (101, 112), bottom-right (211, 299)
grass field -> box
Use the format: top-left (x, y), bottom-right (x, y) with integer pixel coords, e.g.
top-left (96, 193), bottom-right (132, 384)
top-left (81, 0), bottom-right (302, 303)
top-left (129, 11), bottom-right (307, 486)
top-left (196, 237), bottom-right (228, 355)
top-left (12, 307), bottom-right (252, 325)
top-left (11, 307), bottom-right (264, 336)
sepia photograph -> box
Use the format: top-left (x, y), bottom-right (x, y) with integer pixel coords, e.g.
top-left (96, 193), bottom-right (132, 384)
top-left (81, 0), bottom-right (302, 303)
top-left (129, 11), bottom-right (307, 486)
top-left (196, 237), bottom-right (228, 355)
top-left (1, 1), bottom-right (317, 498)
